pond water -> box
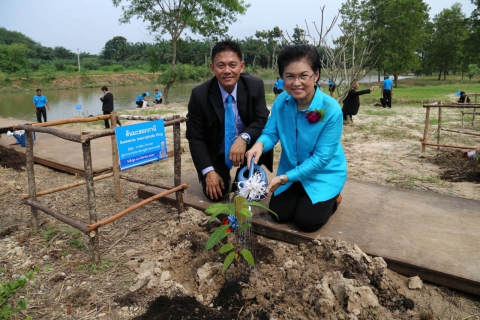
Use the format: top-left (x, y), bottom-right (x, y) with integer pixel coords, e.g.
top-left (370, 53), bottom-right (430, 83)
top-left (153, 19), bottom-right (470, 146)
top-left (0, 75), bottom-right (408, 122)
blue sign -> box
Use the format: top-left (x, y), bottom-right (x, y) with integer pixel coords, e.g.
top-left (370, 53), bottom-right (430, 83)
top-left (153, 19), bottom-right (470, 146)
top-left (115, 120), bottom-right (168, 171)
top-left (76, 104), bottom-right (82, 110)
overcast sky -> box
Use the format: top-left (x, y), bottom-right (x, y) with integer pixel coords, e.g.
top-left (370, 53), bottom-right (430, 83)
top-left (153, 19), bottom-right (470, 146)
top-left (0, 0), bottom-right (476, 55)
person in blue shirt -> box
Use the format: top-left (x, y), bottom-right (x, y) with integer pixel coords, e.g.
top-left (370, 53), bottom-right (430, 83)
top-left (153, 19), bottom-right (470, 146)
top-left (32, 89), bottom-right (50, 123)
top-left (274, 77), bottom-right (285, 100)
top-left (328, 77), bottom-right (336, 97)
top-left (380, 75), bottom-right (394, 108)
top-left (136, 93), bottom-right (147, 108)
top-left (153, 89), bottom-right (163, 104)
top-left (246, 44), bottom-right (346, 232)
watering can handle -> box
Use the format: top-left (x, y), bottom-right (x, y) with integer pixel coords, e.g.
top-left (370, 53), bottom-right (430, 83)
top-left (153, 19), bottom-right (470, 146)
top-left (248, 156), bottom-right (255, 179)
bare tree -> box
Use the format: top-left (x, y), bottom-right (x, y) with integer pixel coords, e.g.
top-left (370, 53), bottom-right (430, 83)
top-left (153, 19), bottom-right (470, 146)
top-left (282, 6), bottom-right (379, 103)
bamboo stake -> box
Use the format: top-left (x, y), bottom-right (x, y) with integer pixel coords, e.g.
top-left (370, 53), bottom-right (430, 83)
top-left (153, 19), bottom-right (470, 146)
top-left (437, 107), bottom-right (442, 151)
top-left (173, 117), bottom-right (185, 213)
top-left (422, 106), bottom-right (431, 153)
top-left (119, 174), bottom-right (174, 190)
top-left (23, 200), bottom-right (88, 234)
top-left (110, 112), bottom-right (121, 202)
top-left (22, 173), bottom-right (114, 200)
top-left (423, 104), bottom-right (480, 109)
top-left (82, 133), bottom-right (100, 262)
top-left (14, 124), bottom-right (83, 142)
top-left (117, 115), bottom-right (180, 121)
top-left (86, 183), bottom-right (189, 232)
top-left (25, 130), bottom-right (39, 229)
top-left (23, 115), bottom-right (110, 128)
top-left (420, 142), bottom-right (477, 150)
top-left (441, 129), bottom-right (480, 136)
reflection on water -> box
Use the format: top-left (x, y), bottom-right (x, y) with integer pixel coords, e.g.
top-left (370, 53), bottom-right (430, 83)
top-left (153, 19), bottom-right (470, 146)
top-left (0, 75), bottom-right (408, 122)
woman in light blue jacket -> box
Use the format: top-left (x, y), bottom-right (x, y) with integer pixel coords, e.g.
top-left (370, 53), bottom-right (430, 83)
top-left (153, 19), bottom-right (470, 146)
top-left (246, 44), bottom-right (347, 232)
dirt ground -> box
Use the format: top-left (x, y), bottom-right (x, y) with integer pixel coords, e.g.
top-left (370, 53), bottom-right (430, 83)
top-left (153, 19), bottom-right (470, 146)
top-left (0, 99), bottom-right (479, 319)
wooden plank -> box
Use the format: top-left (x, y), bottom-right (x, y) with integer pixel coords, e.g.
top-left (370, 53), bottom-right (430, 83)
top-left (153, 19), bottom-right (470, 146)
top-left (137, 170), bottom-right (480, 295)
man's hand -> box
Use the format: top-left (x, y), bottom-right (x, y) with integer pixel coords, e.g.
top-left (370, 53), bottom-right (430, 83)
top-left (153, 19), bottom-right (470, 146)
top-left (205, 171), bottom-right (225, 200)
top-left (229, 137), bottom-right (247, 167)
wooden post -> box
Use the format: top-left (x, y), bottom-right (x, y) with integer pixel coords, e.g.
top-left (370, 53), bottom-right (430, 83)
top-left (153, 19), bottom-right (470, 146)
top-left (422, 106), bottom-right (431, 153)
top-left (110, 112), bottom-right (121, 202)
top-left (81, 132), bottom-right (100, 263)
top-left (173, 115), bottom-right (184, 213)
top-left (437, 106), bottom-right (442, 151)
top-left (25, 130), bottom-right (39, 229)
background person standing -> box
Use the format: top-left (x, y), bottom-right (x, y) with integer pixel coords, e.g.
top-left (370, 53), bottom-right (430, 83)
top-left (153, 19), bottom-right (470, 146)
top-left (33, 89), bottom-right (50, 123)
top-left (99, 86), bottom-right (121, 129)
top-left (380, 75), bottom-right (393, 108)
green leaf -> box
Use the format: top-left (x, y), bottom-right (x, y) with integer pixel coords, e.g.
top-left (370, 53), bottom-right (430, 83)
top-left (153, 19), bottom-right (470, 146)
top-left (222, 252), bottom-right (236, 272)
top-left (240, 249), bottom-right (255, 267)
top-left (205, 225), bottom-right (230, 251)
top-left (218, 243), bottom-right (234, 254)
top-left (247, 201), bottom-right (278, 219)
top-left (205, 203), bottom-right (235, 222)
top-left (239, 222), bottom-right (251, 233)
top-left (234, 196), bottom-right (248, 212)
top-left (238, 208), bottom-right (252, 219)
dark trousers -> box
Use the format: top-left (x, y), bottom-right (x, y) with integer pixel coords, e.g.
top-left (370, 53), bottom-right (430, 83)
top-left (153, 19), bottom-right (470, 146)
top-left (103, 111), bottom-right (121, 129)
top-left (154, 98), bottom-right (163, 104)
top-left (269, 182), bottom-right (340, 232)
top-left (342, 111), bottom-right (353, 122)
top-left (136, 100), bottom-right (143, 108)
top-left (381, 90), bottom-right (392, 108)
top-left (36, 107), bottom-right (47, 123)
top-left (201, 155), bottom-right (245, 202)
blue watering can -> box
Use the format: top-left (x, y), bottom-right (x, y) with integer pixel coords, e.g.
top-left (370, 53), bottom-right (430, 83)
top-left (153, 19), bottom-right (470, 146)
top-left (237, 156), bottom-right (268, 200)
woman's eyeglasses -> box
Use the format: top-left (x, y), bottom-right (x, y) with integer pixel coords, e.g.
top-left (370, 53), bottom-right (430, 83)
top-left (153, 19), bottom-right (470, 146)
top-left (284, 73), bottom-right (315, 83)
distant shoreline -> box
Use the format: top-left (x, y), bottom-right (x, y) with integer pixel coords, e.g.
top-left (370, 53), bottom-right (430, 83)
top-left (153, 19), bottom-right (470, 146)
top-left (0, 73), bottom-right (159, 93)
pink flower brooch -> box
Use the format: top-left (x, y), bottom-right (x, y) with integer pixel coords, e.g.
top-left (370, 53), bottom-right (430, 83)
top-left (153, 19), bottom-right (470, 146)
top-left (305, 109), bottom-right (326, 124)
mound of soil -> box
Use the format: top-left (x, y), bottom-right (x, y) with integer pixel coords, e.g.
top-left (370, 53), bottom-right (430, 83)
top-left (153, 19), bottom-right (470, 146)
top-left (429, 149), bottom-right (480, 182)
top-left (0, 148), bottom-right (25, 171)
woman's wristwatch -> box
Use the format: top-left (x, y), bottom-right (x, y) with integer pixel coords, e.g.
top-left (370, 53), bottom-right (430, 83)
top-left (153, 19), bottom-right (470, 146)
top-left (279, 175), bottom-right (286, 185)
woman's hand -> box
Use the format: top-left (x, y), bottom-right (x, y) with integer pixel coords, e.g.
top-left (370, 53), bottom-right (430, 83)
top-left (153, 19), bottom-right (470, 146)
top-left (267, 174), bottom-right (288, 194)
top-left (245, 141), bottom-right (264, 168)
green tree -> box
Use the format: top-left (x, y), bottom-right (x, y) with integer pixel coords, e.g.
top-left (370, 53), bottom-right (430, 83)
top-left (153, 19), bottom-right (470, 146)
top-left (112, 0), bottom-right (250, 103)
top-left (364, 0), bottom-right (430, 86)
top-left (101, 36), bottom-right (128, 60)
top-left (428, 4), bottom-right (468, 80)
top-left (0, 43), bottom-right (28, 73)
top-left (255, 26), bottom-right (283, 69)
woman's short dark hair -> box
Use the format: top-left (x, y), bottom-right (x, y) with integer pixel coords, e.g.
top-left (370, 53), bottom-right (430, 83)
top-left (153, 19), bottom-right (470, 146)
top-left (211, 40), bottom-right (243, 61)
top-left (277, 45), bottom-right (321, 81)
top-left (101, 86), bottom-right (108, 91)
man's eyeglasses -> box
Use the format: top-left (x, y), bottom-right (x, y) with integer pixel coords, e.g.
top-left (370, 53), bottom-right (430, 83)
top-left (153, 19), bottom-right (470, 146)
top-left (284, 73), bottom-right (315, 83)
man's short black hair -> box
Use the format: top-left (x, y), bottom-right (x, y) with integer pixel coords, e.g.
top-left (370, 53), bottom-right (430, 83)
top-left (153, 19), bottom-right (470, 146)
top-left (142, 93), bottom-right (146, 97)
top-left (211, 40), bottom-right (243, 61)
top-left (101, 86), bottom-right (108, 91)
top-left (155, 89), bottom-right (158, 91)
top-left (36, 89), bottom-right (41, 92)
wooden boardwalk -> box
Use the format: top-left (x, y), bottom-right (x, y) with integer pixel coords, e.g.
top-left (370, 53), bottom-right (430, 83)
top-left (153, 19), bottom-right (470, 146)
top-left (139, 170), bottom-right (480, 295)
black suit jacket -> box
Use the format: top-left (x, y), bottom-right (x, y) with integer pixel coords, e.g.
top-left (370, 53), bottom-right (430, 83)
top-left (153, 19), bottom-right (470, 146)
top-left (342, 88), bottom-right (371, 116)
top-left (186, 74), bottom-right (273, 180)
top-left (100, 92), bottom-right (114, 112)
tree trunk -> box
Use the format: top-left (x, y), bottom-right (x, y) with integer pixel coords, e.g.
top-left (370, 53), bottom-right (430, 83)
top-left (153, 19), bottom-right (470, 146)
top-left (438, 69), bottom-right (442, 80)
top-left (443, 62), bottom-right (448, 81)
top-left (394, 74), bottom-right (398, 88)
top-left (378, 68), bottom-right (381, 82)
top-left (164, 38), bottom-right (178, 104)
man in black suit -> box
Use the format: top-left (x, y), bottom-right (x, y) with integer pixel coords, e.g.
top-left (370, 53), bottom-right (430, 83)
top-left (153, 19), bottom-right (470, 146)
top-left (342, 79), bottom-right (377, 124)
top-left (99, 86), bottom-right (121, 129)
top-left (186, 40), bottom-right (273, 201)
